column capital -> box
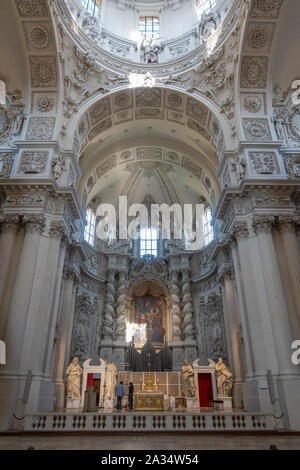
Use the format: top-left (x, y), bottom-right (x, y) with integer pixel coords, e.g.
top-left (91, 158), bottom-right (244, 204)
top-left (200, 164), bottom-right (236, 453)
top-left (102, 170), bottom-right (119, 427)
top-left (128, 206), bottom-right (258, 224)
top-left (277, 216), bottom-right (298, 234)
top-left (23, 215), bottom-right (45, 234)
top-left (253, 216), bottom-right (275, 235)
top-left (49, 221), bottom-right (67, 240)
top-left (0, 215), bottom-right (21, 233)
top-left (231, 222), bottom-right (249, 240)
top-left (63, 266), bottom-right (79, 282)
top-left (218, 263), bottom-right (233, 281)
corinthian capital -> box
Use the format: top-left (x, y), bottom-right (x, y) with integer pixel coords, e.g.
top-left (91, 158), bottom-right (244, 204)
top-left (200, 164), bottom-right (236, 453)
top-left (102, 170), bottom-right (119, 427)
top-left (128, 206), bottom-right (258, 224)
top-left (23, 215), bottom-right (45, 234)
top-left (0, 215), bottom-right (20, 233)
top-left (231, 222), bottom-right (249, 240)
top-left (277, 215), bottom-right (298, 233)
top-left (49, 221), bottom-right (66, 240)
top-left (253, 216), bottom-right (275, 234)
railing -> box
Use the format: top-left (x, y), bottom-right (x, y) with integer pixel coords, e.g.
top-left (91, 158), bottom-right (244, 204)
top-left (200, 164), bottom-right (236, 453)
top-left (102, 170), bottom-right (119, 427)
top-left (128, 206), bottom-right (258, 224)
top-left (24, 411), bottom-right (276, 432)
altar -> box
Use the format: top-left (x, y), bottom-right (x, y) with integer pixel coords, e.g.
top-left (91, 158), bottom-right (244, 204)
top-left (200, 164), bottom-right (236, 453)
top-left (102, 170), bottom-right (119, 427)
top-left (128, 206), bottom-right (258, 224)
top-left (134, 353), bottom-right (165, 410)
top-left (135, 392), bottom-right (164, 411)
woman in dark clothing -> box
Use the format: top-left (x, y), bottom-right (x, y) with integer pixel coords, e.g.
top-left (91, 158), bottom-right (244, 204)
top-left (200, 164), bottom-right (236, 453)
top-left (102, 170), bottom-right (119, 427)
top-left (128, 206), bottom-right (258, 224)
top-left (128, 382), bottom-right (134, 410)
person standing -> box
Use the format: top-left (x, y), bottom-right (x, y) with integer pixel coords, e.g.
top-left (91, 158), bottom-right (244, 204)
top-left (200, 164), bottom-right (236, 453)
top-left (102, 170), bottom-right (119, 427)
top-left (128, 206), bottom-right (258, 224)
top-left (116, 381), bottom-right (124, 410)
top-left (128, 382), bottom-right (134, 410)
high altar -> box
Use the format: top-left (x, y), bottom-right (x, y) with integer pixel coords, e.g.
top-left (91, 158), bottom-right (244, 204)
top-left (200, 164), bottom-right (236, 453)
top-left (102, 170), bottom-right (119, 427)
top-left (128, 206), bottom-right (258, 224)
top-left (79, 357), bottom-right (224, 411)
top-left (134, 353), bottom-right (165, 411)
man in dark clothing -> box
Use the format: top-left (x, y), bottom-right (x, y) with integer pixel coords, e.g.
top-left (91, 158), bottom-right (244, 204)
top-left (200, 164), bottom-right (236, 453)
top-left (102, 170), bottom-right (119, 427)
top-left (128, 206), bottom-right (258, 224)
top-left (128, 382), bottom-right (134, 410)
top-left (116, 381), bottom-right (124, 410)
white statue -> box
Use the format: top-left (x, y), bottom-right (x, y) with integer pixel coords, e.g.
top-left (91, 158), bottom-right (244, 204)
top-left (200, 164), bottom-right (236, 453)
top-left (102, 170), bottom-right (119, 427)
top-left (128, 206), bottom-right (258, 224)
top-left (52, 155), bottom-right (66, 181)
top-left (200, 16), bottom-right (217, 42)
top-left (104, 362), bottom-right (118, 398)
top-left (66, 357), bottom-right (82, 399)
top-left (231, 155), bottom-right (247, 182)
top-left (181, 359), bottom-right (196, 397)
top-left (215, 357), bottom-right (233, 397)
top-left (141, 38), bottom-right (160, 64)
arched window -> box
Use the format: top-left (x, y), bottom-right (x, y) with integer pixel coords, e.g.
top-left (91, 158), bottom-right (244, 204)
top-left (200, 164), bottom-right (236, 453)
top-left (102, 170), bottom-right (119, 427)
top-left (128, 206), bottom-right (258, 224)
top-left (139, 227), bottom-right (158, 258)
top-left (203, 208), bottom-right (214, 246)
top-left (196, 0), bottom-right (218, 15)
top-left (82, 0), bottom-right (101, 17)
top-left (139, 16), bottom-right (160, 39)
top-left (84, 208), bottom-right (96, 246)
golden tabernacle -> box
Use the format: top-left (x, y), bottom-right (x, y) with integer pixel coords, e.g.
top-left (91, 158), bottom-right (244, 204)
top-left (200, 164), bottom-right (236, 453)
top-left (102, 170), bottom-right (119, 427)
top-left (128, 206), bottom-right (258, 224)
top-left (134, 354), bottom-right (165, 411)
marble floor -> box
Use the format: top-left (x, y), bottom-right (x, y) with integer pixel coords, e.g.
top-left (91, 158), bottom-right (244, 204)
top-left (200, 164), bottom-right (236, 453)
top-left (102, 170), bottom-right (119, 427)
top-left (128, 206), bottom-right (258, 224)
top-left (0, 433), bottom-right (299, 450)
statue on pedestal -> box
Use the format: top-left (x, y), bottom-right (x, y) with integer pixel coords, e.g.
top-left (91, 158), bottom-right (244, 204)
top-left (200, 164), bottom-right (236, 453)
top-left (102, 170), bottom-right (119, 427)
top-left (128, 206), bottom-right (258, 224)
top-left (66, 357), bottom-right (82, 399)
top-left (104, 362), bottom-right (118, 398)
top-left (215, 357), bottom-right (233, 397)
top-left (181, 359), bottom-right (196, 397)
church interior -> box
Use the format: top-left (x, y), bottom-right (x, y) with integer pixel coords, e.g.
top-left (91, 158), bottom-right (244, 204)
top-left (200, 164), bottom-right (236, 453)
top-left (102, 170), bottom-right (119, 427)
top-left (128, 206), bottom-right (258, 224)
top-left (0, 0), bottom-right (300, 450)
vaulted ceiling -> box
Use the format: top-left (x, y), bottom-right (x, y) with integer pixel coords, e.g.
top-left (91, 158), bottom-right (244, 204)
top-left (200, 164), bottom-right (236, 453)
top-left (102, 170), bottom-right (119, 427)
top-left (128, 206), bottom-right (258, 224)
top-left (77, 88), bottom-right (222, 209)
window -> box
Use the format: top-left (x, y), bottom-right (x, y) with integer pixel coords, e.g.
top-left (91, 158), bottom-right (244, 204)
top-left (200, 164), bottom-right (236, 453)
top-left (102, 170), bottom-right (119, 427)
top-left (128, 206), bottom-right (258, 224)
top-left (84, 208), bottom-right (96, 245)
top-left (139, 16), bottom-right (160, 39)
top-left (203, 208), bottom-right (214, 246)
top-left (196, 0), bottom-right (218, 15)
top-left (139, 228), bottom-right (158, 257)
top-left (82, 0), bottom-right (101, 17)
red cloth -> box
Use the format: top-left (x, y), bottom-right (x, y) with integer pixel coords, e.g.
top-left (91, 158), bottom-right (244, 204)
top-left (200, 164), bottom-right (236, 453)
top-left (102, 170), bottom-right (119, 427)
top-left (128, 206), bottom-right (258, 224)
top-left (198, 373), bottom-right (213, 407)
top-left (86, 373), bottom-right (93, 390)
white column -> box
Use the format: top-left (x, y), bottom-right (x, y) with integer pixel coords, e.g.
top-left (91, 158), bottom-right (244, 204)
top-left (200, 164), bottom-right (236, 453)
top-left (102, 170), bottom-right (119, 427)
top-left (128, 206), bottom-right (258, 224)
top-left (53, 268), bottom-right (77, 410)
top-left (253, 216), bottom-right (296, 374)
top-left (221, 268), bottom-right (244, 408)
top-left (3, 216), bottom-right (45, 370)
top-left (0, 216), bottom-right (44, 430)
top-left (252, 216), bottom-right (300, 429)
top-left (277, 216), bottom-right (300, 336)
top-left (43, 232), bottom-right (68, 377)
top-left (232, 222), bottom-right (280, 414)
top-left (230, 240), bottom-right (253, 378)
top-left (233, 223), bottom-right (272, 375)
top-left (0, 216), bottom-right (20, 338)
top-left (19, 224), bottom-right (64, 375)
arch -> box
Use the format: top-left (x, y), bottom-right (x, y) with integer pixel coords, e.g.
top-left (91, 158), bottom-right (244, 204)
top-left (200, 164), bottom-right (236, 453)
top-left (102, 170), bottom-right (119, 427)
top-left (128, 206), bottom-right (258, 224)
top-left (66, 85), bottom-right (232, 152)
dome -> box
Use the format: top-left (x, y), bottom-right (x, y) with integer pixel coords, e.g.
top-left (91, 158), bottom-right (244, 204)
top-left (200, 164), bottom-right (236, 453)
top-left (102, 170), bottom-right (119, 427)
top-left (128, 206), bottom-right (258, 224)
top-left (66, 0), bottom-right (233, 64)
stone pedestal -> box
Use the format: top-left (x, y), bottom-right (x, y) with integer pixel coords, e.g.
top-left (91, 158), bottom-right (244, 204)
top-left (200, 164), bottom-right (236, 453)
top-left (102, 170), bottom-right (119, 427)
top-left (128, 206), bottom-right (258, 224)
top-left (66, 398), bottom-right (81, 409)
top-left (219, 397), bottom-right (233, 409)
top-left (186, 397), bottom-right (199, 410)
top-left (103, 397), bottom-right (115, 409)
